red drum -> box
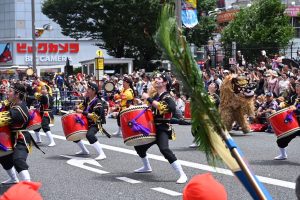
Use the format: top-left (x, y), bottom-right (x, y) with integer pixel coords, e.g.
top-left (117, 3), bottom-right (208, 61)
top-left (27, 109), bottom-right (42, 130)
top-left (120, 105), bottom-right (156, 146)
top-left (61, 113), bottom-right (88, 141)
top-left (0, 126), bottom-right (13, 157)
top-left (184, 101), bottom-right (191, 120)
top-left (268, 107), bottom-right (300, 139)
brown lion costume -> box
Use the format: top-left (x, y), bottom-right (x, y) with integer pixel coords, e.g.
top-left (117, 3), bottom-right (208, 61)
top-left (219, 75), bottom-right (255, 133)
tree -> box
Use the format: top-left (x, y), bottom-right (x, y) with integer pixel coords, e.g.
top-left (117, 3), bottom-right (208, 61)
top-left (42, 0), bottom-right (162, 68)
top-left (221, 0), bottom-right (294, 64)
top-left (42, 0), bottom-right (217, 68)
top-left (184, 0), bottom-right (217, 47)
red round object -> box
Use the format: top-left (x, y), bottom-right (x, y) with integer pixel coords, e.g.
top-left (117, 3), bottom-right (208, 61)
top-left (268, 107), bottom-right (300, 139)
top-left (27, 109), bottom-right (42, 130)
top-left (61, 113), bottom-right (88, 141)
top-left (184, 101), bottom-right (191, 120)
top-left (120, 106), bottom-right (156, 146)
top-left (0, 126), bottom-right (13, 157)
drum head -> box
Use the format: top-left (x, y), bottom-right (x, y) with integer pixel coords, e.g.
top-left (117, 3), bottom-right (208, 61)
top-left (26, 68), bottom-right (34, 76)
top-left (104, 82), bottom-right (114, 92)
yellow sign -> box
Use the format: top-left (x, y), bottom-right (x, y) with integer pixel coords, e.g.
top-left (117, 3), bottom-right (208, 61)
top-left (96, 50), bottom-right (103, 57)
top-left (96, 58), bottom-right (104, 70)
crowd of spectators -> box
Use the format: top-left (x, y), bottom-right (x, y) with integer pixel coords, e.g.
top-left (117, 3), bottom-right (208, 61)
top-left (1, 51), bottom-right (300, 133)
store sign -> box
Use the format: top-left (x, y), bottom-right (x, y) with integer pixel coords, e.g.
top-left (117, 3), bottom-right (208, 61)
top-left (16, 42), bottom-right (79, 64)
top-left (217, 10), bottom-right (239, 24)
top-left (284, 6), bottom-right (300, 17)
top-left (24, 55), bottom-right (72, 62)
top-left (95, 57), bottom-right (104, 70)
top-left (17, 42), bottom-right (79, 54)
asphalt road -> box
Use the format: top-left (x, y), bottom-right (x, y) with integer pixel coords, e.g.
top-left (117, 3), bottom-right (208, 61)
top-left (0, 116), bottom-right (299, 200)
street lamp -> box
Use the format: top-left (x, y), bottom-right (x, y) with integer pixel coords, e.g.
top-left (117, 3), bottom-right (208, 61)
top-left (31, 0), bottom-right (37, 72)
top-left (175, 0), bottom-right (182, 29)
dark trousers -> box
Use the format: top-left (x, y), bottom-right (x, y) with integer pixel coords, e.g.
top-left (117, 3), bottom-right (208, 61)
top-left (134, 128), bottom-right (177, 164)
top-left (0, 132), bottom-right (31, 172)
top-left (34, 116), bottom-right (50, 132)
top-left (117, 112), bottom-right (121, 127)
top-left (74, 125), bottom-right (99, 144)
top-left (277, 131), bottom-right (300, 148)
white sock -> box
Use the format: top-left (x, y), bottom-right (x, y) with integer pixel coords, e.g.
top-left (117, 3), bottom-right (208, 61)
top-left (274, 148), bottom-right (287, 160)
top-left (2, 167), bottom-right (19, 184)
top-left (92, 141), bottom-right (106, 160)
top-left (46, 131), bottom-right (56, 146)
top-left (171, 160), bottom-right (188, 184)
top-left (35, 131), bottom-right (42, 143)
top-left (113, 127), bottom-right (122, 135)
top-left (18, 170), bottom-right (31, 181)
top-left (280, 148), bottom-right (287, 156)
top-left (134, 156), bottom-right (152, 173)
top-left (76, 140), bottom-right (90, 155)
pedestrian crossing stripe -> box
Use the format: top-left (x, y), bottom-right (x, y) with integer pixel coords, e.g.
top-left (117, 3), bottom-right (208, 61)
top-left (151, 187), bottom-right (182, 196)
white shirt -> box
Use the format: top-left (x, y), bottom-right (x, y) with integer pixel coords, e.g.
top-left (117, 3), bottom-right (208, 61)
top-left (175, 98), bottom-right (185, 113)
top-left (278, 79), bottom-right (289, 94)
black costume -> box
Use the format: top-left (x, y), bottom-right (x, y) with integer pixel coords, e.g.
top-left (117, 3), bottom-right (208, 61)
top-left (277, 97), bottom-right (300, 148)
top-left (74, 96), bottom-right (106, 144)
top-left (134, 91), bottom-right (177, 164)
top-left (0, 101), bottom-right (30, 173)
top-left (34, 94), bottom-right (53, 133)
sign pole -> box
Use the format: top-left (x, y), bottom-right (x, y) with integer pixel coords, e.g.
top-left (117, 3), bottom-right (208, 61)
top-left (95, 50), bottom-right (104, 89)
top-left (31, 0), bottom-right (37, 72)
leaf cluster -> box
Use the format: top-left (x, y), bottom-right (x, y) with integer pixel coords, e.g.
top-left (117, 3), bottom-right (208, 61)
top-left (155, 4), bottom-right (225, 164)
top-left (221, 0), bottom-right (294, 63)
top-left (42, 0), bottom-right (162, 67)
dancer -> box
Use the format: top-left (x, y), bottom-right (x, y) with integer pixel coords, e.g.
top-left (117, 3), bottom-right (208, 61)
top-left (0, 83), bottom-right (32, 183)
top-left (274, 83), bottom-right (300, 160)
top-left (113, 76), bottom-right (135, 136)
top-left (33, 85), bottom-right (56, 147)
top-left (134, 73), bottom-right (187, 184)
top-left (74, 82), bottom-right (107, 160)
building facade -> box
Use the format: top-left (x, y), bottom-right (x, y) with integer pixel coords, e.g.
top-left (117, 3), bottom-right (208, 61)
top-left (0, 0), bottom-right (111, 77)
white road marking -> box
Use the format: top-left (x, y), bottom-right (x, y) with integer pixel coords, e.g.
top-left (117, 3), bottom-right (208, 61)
top-left (43, 133), bottom-right (296, 189)
top-left (151, 187), bottom-right (182, 196)
top-left (60, 155), bottom-right (109, 174)
top-left (116, 177), bottom-right (141, 184)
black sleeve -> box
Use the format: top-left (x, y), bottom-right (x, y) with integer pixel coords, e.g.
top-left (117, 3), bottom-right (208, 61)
top-left (162, 96), bottom-right (176, 115)
top-left (10, 105), bottom-right (29, 127)
top-left (93, 99), bottom-right (106, 124)
top-left (40, 95), bottom-right (48, 105)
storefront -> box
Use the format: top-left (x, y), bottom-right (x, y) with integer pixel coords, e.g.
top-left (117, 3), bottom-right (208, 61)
top-left (80, 57), bottom-right (134, 76)
top-left (0, 40), bottom-right (112, 77)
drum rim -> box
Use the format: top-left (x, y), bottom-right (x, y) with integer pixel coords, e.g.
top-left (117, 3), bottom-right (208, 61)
top-left (275, 127), bottom-right (300, 139)
top-left (123, 134), bottom-right (156, 142)
top-left (0, 150), bottom-right (13, 157)
top-left (66, 130), bottom-right (87, 141)
top-left (268, 106), bottom-right (295, 119)
top-left (61, 112), bottom-right (84, 119)
top-left (26, 124), bottom-right (41, 130)
top-left (124, 135), bottom-right (156, 146)
top-left (120, 105), bottom-right (150, 116)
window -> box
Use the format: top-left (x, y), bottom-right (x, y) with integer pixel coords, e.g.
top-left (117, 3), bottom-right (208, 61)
top-left (16, 20), bottom-right (25, 29)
